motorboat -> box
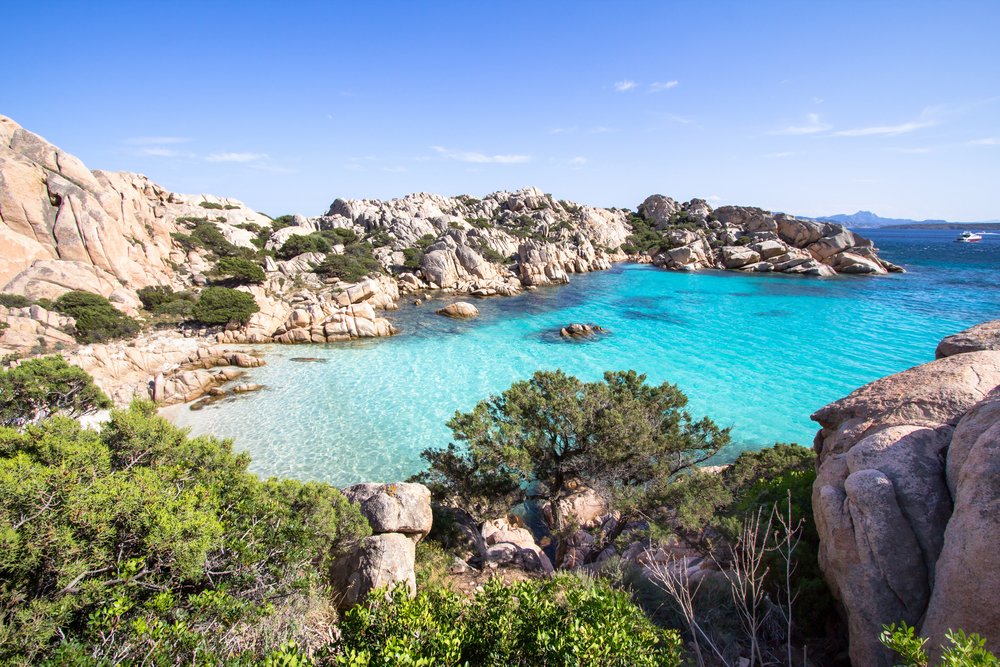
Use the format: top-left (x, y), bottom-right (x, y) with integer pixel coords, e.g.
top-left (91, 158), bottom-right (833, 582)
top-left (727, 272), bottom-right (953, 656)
top-left (957, 231), bottom-right (983, 243)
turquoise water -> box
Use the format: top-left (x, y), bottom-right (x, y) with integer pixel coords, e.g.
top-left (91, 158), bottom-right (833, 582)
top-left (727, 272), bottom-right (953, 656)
top-left (169, 229), bottom-right (1000, 485)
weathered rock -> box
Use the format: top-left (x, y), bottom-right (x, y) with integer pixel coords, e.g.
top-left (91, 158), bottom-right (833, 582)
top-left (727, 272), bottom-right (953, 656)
top-left (344, 483), bottom-right (433, 539)
top-left (436, 301), bottom-right (479, 318)
top-left (720, 246), bottom-right (760, 269)
top-left (559, 323), bottom-right (606, 339)
top-left (332, 533), bottom-right (417, 609)
top-left (481, 517), bottom-right (553, 574)
top-left (541, 486), bottom-right (608, 529)
top-left (936, 320), bottom-right (1000, 358)
top-left (812, 346), bottom-right (1000, 666)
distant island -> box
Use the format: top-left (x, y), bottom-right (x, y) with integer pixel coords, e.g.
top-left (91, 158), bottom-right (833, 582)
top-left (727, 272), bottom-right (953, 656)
top-left (804, 209), bottom-right (1000, 229)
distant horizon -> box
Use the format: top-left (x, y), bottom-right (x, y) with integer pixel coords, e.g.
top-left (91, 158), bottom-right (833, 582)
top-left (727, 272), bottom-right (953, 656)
top-left (6, 1), bottom-right (999, 221)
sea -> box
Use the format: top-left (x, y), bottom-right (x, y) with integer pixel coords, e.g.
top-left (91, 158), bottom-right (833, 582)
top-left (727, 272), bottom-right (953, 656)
top-left (166, 229), bottom-right (1000, 486)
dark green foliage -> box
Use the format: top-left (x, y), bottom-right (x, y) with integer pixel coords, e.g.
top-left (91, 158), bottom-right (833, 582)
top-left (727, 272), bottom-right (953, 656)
top-left (136, 286), bottom-right (196, 320)
top-left (313, 243), bottom-right (383, 283)
top-left (401, 233), bottom-right (437, 270)
top-left (276, 233), bottom-right (331, 260)
top-left (623, 213), bottom-right (669, 255)
top-left (191, 287), bottom-right (259, 325)
top-left (52, 291), bottom-right (140, 343)
top-left (172, 221), bottom-right (248, 258)
top-left (0, 401), bottom-right (369, 664)
top-left (880, 622), bottom-right (999, 666)
top-left (270, 215), bottom-right (296, 231)
top-left (366, 230), bottom-right (393, 247)
top-left (215, 257), bottom-right (266, 285)
top-left (199, 201), bottom-right (224, 210)
top-left (0, 356), bottom-right (111, 427)
top-left (321, 227), bottom-right (359, 245)
top-left (331, 576), bottom-right (683, 666)
top-left (0, 293), bottom-right (32, 309)
top-left (416, 370), bottom-right (729, 548)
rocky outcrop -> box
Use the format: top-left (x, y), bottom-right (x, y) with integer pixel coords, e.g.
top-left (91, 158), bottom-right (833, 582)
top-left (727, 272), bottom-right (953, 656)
top-left (935, 320), bottom-right (1000, 358)
top-left (0, 304), bottom-right (76, 355)
top-left (559, 323), bottom-right (606, 340)
top-left (480, 517), bottom-right (554, 574)
top-left (333, 483), bottom-right (432, 609)
top-left (436, 301), bottom-right (479, 319)
top-left (812, 321), bottom-right (1000, 666)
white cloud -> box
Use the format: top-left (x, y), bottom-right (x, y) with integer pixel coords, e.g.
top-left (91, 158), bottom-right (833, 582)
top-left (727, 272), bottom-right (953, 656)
top-left (811, 97), bottom-right (824, 105)
top-left (890, 147), bottom-right (932, 154)
top-left (549, 126), bottom-right (577, 135)
top-left (125, 136), bottom-right (192, 145)
top-left (763, 151), bottom-right (795, 158)
top-left (205, 152), bottom-right (268, 163)
top-left (706, 194), bottom-right (722, 203)
top-left (139, 147), bottom-right (189, 157)
top-left (568, 156), bottom-right (588, 166)
top-left (613, 80), bottom-right (637, 92)
top-left (770, 113), bottom-right (830, 135)
top-left (834, 120), bottom-right (935, 137)
top-left (970, 137), bottom-right (1000, 145)
top-left (432, 146), bottom-right (531, 164)
top-left (648, 80), bottom-right (679, 92)
top-left (588, 126), bottom-right (620, 134)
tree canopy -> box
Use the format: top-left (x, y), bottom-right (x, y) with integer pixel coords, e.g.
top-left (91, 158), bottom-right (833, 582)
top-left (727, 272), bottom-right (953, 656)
top-left (416, 370), bottom-right (730, 540)
top-left (0, 356), bottom-right (111, 427)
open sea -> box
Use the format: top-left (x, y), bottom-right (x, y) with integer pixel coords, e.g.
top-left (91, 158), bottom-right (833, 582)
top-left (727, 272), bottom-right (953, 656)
top-left (167, 229), bottom-right (1000, 485)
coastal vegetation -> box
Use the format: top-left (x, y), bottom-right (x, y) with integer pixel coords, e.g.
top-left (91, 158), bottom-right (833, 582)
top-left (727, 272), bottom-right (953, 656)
top-left (190, 286), bottom-right (260, 325)
top-left (50, 291), bottom-right (141, 344)
top-left (213, 256), bottom-right (266, 285)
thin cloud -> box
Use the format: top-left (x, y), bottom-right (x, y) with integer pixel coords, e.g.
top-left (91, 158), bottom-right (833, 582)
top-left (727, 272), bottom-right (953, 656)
top-left (613, 80), bottom-right (637, 92)
top-left (770, 113), bottom-right (830, 135)
top-left (205, 152), bottom-right (268, 163)
top-left (834, 120), bottom-right (935, 137)
top-left (648, 80), bottom-right (679, 92)
top-left (764, 151), bottom-right (796, 158)
top-left (383, 166), bottom-right (408, 173)
top-left (890, 147), bottom-right (932, 154)
top-left (432, 146), bottom-right (531, 164)
top-left (139, 147), bottom-right (191, 158)
top-left (568, 156), bottom-right (588, 166)
top-left (706, 194), bottom-right (722, 203)
top-left (124, 136), bottom-right (192, 145)
top-left (589, 126), bottom-right (620, 134)
top-left (549, 126), bottom-right (578, 135)
top-left (969, 137), bottom-right (1000, 145)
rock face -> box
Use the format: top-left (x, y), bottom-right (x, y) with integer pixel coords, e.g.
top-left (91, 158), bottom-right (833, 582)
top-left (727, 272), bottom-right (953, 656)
top-left (812, 321), bottom-right (1000, 666)
top-left (559, 323), bottom-right (606, 339)
top-left (333, 482), bottom-right (433, 609)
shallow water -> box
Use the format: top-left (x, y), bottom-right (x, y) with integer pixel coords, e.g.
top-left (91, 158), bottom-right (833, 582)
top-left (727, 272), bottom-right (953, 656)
top-left (169, 229), bottom-right (1000, 485)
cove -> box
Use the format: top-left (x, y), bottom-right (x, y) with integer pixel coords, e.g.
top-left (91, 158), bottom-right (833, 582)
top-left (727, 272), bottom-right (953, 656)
top-left (168, 229), bottom-right (1000, 486)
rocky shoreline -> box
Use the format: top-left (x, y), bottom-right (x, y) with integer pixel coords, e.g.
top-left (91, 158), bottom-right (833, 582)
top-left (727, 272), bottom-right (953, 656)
top-left (0, 113), bottom-right (901, 407)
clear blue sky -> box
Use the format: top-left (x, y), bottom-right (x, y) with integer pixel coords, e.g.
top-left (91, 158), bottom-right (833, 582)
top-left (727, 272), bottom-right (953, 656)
top-left (5, 1), bottom-right (999, 220)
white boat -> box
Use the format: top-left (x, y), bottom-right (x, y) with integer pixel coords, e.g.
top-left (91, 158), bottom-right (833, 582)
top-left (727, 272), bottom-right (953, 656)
top-left (957, 231), bottom-right (983, 243)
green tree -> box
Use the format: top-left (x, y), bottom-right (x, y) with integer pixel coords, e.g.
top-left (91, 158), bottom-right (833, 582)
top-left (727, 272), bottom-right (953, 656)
top-left (0, 401), bottom-right (369, 664)
top-left (416, 370), bottom-right (729, 557)
top-left (312, 243), bottom-right (383, 282)
top-left (0, 356), bottom-right (111, 427)
top-left (51, 291), bottom-right (140, 343)
top-left (276, 233), bottom-right (331, 260)
top-left (191, 287), bottom-right (259, 325)
top-left (215, 257), bottom-right (266, 285)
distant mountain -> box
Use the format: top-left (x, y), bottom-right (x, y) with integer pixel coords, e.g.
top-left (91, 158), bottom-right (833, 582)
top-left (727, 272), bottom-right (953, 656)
top-left (807, 210), bottom-right (1000, 229)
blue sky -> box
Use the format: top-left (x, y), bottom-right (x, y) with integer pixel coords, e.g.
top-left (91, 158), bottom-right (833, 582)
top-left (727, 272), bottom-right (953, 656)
top-left (5, 1), bottom-right (999, 220)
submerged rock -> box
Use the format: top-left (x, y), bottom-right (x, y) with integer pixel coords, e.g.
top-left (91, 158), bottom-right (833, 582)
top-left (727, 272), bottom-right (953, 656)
top-left (559, 323), bottom-right (607, 339)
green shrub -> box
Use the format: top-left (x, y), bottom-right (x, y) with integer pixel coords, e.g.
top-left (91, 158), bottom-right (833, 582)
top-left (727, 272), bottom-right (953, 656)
top-left (276, 233), bottom-right (331, 260)
top-left (880, 622), bottom-right (999, 666)
top-left (199, 201), bottom-right (224, 210)
top-left (0, 294), bottom-right (32, 309)
top-left (0, 355), bottom-right (111, 427)
top-left (191, 287), bottom-right (259, 325)
top-left (172, 221), bottom-right (247, 258)
top-left (136, 286), bottom-right (196, 318)
top-left (215, 257), bottom-right (266, 285)
top-left (321, 227), bottom-right (359, 245)
top-left (0, 401), bottom-right (369, 664)
top-left (52, 291), bottom-right (140, 344)
top-left (331, 576), bottom-right (683, 666)
top-left (313, 244), bottom-right (383, 283)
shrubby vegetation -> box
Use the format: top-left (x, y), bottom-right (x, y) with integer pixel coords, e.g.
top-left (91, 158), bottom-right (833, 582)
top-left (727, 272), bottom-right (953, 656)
top-left (136, 285), bottom-right (197, 318)
top-left (0, 355), bottom-right (110, 427)
top-left (881, 622), bottom-right (998, 666)
top-left (277, 232), bottom-right (332, 260)
top-left (331, 577), bottom-right (683, 666)
top-left (401, 233), bottom-right (437, 270)
top-left (0, 293), bottom-right (32, 309)
top-left (191, 287), bottom-right (259, 325)
top-left (0, 401), bottom-right (370, 664)
top-left (171, 220), bottom-right (252, 259)
top-left (214, 256), bottom-right (266, 285)
top-left (51, 291), bottom-right (140, 343)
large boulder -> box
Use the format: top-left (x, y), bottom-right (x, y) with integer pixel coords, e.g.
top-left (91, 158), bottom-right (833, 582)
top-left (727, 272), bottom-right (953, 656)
top-left (936, 320), bottom-right (1000, 358)
top-left (332, 533), bottom-right (417, 609)
top-left (436, 301), bottom-right (479, 318)
top-left (343, 482), bottom-right (433, 539)
top-left (812, 347), bottom-right (1000, 666)
top-left (637, 194), bottom-right (681, 227)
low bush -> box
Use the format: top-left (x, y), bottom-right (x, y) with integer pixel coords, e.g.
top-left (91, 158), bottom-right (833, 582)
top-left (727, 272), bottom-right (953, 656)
top-left (52, 291), bottom-right (140, 343)
top-left (331, 576), bottom-right (683, 666)
top-left (191, 287), bottom-right (259, 325)
top-left (880, 622), bottom-right (998, 666)
top-left (0, 401), bottom-right (370, 664)
top-left (0, 294), bottom-right (32, 309)
top-left (276, 233), bottom-right (331, 260)
top-left (0, 355), bottom-right (111, 427)
top-left (214, 257), bottom-right (266, 285)
top-left (172, 221), bottom-right (249, 259)
top-left (313, 244), bottom-right (383, 283)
